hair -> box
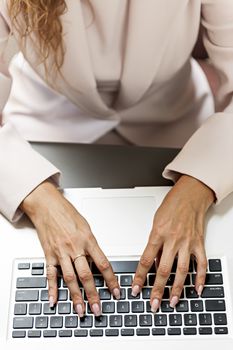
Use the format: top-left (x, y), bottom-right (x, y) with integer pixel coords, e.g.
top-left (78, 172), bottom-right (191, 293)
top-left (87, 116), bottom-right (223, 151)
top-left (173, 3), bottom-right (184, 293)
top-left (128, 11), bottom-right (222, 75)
top-left (8, 0), bottom-right (68, 75)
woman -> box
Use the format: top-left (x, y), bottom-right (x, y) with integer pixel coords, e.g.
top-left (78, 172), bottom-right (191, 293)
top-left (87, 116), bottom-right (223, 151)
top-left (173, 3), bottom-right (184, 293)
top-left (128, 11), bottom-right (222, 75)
top-left (0, 0), bottom-right (232, 318)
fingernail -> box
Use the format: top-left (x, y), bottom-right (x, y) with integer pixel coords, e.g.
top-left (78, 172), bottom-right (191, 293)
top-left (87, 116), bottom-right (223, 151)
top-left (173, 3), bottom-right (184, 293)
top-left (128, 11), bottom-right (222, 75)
top-left (92, 303), bottom-right (101, 317)
top-left (113, 288), bottom-right (120, 300)
top-left (49, 296), bottom-right (54, 308)
top-left (197, 285), bottom-right (204, 297)
top-left (151, 298), bottom-right (160, 313)
top-left (75, 304), bottom-right (84, 318)
top-left (131, 285), bottom-right (140, 297)
top-left (170, 296), bottom-right (179, 308)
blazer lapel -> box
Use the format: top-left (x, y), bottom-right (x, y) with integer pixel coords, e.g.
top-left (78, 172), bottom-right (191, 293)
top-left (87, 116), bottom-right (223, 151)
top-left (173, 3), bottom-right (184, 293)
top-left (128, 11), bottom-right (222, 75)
top-left (114, 0), bottom-right (189, 110)
top-left (51, 0), bottom-right (116, 118)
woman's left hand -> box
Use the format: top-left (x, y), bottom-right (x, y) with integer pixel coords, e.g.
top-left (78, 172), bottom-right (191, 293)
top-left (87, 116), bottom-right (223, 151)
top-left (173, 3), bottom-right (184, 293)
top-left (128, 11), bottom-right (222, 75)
top-left (132, 174), bottom-right (215, 312)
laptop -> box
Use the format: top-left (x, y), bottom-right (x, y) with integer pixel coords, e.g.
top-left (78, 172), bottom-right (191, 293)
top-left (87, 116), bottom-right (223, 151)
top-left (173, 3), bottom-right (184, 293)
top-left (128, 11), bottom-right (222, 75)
top-left (0, 186), bottom-right (233, 349)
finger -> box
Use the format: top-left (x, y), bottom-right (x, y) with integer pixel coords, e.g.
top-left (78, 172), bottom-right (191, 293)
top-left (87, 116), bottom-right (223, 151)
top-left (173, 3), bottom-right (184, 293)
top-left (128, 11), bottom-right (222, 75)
top-left (59, 256), bottom-right (85, 317)
top-left (150, 246), bottom-right (176, 313)
top-left (74, 255), bottom-right (101, 317)
top-left (193, 246), bottom-right (208, 296)
top-left (133, 240), bottom-right (161, 297)
top-left (88, 241), bottom-right (120, 299)
top-left (46, 257), bottom-right (58, 307)
top-left (170, 249), bottom-right (190, 308)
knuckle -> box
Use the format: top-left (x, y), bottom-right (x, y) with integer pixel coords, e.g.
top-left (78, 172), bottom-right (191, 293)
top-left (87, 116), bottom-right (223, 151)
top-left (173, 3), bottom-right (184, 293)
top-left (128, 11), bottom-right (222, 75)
top-left (158, 264), bottom-right (170, 278)
top-left (46, 270), bottom-right (57, 281)
top-left (64, 271), bottom-right (76, 284)
top-left (98, 258), bottom-right (111, 272)
top-left (172, 284), bottom-right (183, 296)
top-left (140, 255), bottom-right (153, 269)
top-left (79, 269), bottom-right (93, 283)
top-left (177, 263), bottom-right (189, 275)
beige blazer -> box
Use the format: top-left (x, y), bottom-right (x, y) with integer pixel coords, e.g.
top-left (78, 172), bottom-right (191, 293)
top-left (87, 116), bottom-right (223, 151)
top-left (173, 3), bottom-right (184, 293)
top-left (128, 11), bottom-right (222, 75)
top-left (0, 0), bottom-right (233, 222)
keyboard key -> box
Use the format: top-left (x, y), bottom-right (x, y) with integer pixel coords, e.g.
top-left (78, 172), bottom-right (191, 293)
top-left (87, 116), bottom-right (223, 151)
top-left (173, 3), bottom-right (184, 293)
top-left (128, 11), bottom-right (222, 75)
top-left (43, 330), bottom-right (57, 337)
top-left (93, 275), bottom-right (104, 287)
top-left (95, 315), bottom-right (108, 328)
top-left (166, 274), bottom-right (175, 286)
top-left (205, 300), bottom-right (225, 311)
top-left (202, 287), bottom-right (224, 298)
top-left (162, 287), bottom-right (170, 299)
top-left (214, 313), bottom-right (227, 325)
top-left (184, 314), bottom-right (197, 326)
top-left (148, 274), bottom-right (156, 286)
top-left (50, 316), bottom-right (63, 328)
top-left (152, 328), bottom-right (165, 336)
top-left (105, 329), bottom-right (119, 336)
top-left (35, 316), bottom-right (48, 329)
top-left (14, 303), bottom-right (27, 315)
top-left (183, 327), bottom-right (197, 335)
top-left (176, 300), bottom-right (188, 312)
top-left (124, 315), bottom-right (137, 327)
top-left (31, 269), bottom-right (44, 276)
top-left (13, 317), bottom-right (33, 329)
top-left (102, 302), bottom-right (115, 313)
top-left (154, 314), bottom-right (167, 326)
top-left (161, 301), bottom-right (174, 312)
top-left (15, 290), bottom-right (39, 302)
top-left (146, 301), bottom-right (152, 313)
top-left (65, 316), bottom-right (78, 328)
top-left (18, 263), bottom-right (30, 270)
top-left (80, 316), bottom-right (93, 328)
top-left (132, 301), bottom-right (144, 313)
top-left (90, 329), bottom-right (103, 337)
top-left (43, 303), bottom-right (56, 315)
top-left (16, 277), bottom-right (46, 289)
top-left (58, 289), bottom-right (68, 301)
top-left (209, 259), bottom-right (222, 272)
top-left (32, 263), bottom-right (44, 269)
top-left (142, 288), bottom-right (151, 299)
top-left (110, 261), bottom-right (138, 273)
top-left (199, 327), bottom-right (212, 335)
top-left (139, 314), bottom-right (152, 327)
top-left (199, 313), bottom-right (212, 326)
top-left (41, 290), bottom-right (49, 301)
top-left (118, 288), bottom-right (126, 300)
top-left (117, 301), bottom-right (129, 313)
top-left (120, 275), bottom-right (133, 286)
top-left (128, 288), bottom-right (140, 299)
top-left (110, 315), bottom-right (122, 327)
top-left (74, 330), bottom-right (88, 337)
top-left (28, 330), bottom-right (41, 338)
top-left (121, 328), bottom-right (134, 336)
top-left (136, 328), bottom-right (150, 336)
top-left (29, 303), bottom-right (42, 315)
top-left (59, 330), bottom-right (72, 337)
top-left (169, 314), bottom-right (182, 326)
top-left (185, 287), bottom-right (198, 298)
top-left (192, 273), bottom-right (223, 285)
top-left (12, 330), bottom-right (26, 338)
top-left (168, 328), bottom-right (181, 335)
top-left (99, 288), bottom-right (111, 300)
top-left (58, 302), bottom-right (71, 314)
top-left (214, 327), bottom-right (228, 335)
top-left (190, 300), bottom-right (203, 312)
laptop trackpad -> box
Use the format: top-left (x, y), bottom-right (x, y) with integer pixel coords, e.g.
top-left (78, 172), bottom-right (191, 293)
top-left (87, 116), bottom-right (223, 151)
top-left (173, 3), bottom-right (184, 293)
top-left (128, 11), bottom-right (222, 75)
top-left (81, 196), bottom-right (157, 254)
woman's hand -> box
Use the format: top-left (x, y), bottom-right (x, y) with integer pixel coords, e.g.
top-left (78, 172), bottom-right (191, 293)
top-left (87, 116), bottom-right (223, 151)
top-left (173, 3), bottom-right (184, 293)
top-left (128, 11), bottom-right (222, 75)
top-left (132, 175), bottom-right (215, 312)
top-left (20, 181), bottom-right (120, 317)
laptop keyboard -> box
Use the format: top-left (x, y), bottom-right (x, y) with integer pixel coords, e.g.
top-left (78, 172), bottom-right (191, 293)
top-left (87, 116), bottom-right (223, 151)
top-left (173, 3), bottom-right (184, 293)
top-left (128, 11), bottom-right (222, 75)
top-left (11, 258), bottom-right (229, 338)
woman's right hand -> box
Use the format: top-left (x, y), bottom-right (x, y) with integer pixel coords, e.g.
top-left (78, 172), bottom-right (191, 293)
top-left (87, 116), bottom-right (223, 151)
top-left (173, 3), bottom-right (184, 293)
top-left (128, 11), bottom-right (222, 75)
top-left (20, 181), bottom-right (120, 317)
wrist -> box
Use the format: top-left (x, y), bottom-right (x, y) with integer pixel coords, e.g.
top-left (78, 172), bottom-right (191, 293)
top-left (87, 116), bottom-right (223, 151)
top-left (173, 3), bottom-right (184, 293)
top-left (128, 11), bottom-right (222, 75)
top-left (20, 180), bottom-right (61, 221)
top-left (173, 175), bottom-right (215, 210)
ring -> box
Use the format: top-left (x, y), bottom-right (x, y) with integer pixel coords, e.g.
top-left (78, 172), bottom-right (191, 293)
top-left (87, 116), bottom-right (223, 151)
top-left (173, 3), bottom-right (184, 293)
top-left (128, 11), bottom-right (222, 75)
top-left (46, 264), bottom-right (58, 269)
top-left (73, 253), bottom-right (86, 264)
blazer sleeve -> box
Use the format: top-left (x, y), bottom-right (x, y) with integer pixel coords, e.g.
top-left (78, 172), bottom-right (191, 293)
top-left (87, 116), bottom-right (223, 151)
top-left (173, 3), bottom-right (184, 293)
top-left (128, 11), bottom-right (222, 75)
top-left (163, 0), bottom-right (233, 204)
top-left (0, 13), bottom-right (61, 222)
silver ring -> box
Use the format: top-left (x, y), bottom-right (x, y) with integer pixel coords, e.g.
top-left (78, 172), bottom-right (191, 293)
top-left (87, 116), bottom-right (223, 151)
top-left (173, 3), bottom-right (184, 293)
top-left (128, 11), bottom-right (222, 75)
top-left (73, 253), bottom-right (86, 264)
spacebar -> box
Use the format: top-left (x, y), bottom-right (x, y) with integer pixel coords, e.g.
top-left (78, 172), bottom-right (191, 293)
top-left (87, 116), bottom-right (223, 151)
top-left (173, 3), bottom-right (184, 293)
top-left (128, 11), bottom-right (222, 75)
top-left (110, 261), bottom-right (139, 273)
